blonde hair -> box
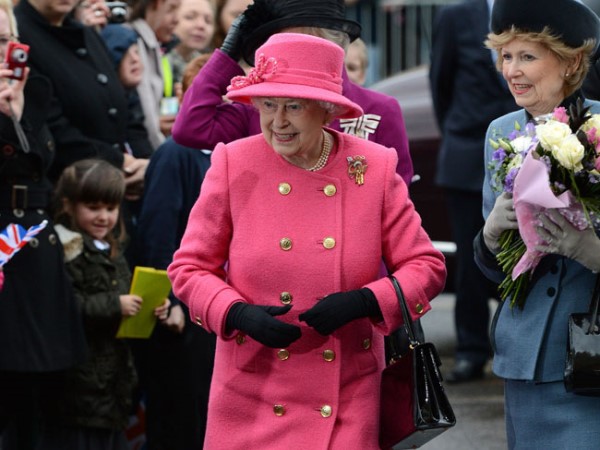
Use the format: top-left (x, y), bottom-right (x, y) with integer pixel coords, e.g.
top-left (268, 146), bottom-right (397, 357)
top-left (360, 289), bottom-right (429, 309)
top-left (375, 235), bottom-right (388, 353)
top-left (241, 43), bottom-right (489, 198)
top-left (0, 0), bottom-right (19, 39)
top-left (485, 26), bottom-right (596, 97)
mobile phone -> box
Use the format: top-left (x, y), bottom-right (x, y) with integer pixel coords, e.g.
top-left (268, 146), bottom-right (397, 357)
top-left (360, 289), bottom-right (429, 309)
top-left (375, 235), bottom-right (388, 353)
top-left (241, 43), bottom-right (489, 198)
top-left (5, 41), bottom-right (29, 81)
top-left (160, 97), bottom-right (179, 116)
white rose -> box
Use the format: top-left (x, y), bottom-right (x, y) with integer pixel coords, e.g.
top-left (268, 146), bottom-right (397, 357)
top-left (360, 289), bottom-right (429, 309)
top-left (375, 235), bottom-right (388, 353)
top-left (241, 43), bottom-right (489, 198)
top-left (582, 114), bottom-right (600, 133)
top-left (552, 133), bottom-right (584, 171)
top-left (510, 135), bottom-right (534, 153)
top-left (507, 152), bottom-right (523, 170)
top-left (536, 121), bottom-right (572, 151)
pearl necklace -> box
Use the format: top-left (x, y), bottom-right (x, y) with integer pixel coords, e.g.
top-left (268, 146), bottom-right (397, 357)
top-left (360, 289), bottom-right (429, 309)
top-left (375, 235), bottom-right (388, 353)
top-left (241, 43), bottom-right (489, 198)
top-left (307, 131), bottom-right (332, 172)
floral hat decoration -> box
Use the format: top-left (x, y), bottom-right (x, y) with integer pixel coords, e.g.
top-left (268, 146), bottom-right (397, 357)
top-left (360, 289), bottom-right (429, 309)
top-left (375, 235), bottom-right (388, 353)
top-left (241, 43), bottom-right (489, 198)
top-left (226, 33), bottom-right (364, 120)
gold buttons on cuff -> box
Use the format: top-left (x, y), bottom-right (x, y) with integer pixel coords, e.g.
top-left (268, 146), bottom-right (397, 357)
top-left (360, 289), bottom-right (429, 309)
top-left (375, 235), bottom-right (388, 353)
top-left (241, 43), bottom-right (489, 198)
top-left (323, 184), bottom-right (337, 196)
top-left (194, 316), bottom-right (203, 326)
top-left (236, 334), bottom-right (245, 344)
top-left (415, 303), bottom-right (424, 314)
top-left (320, 405), bottom-right (332, 418)
top-left (362, 338), bottom-right (371, 350)
top-left (273, 404), bottom-right (285, 416)
top-left (278, 182), bottom-right (291, 195)
top-left (280, 292), bottom-right (292, 305)
top-left (322, 237), bottom-right (336, 249)
top-left (322, 350), bottom-right (335, 362)
top-left (280, 238), bottom-right (292, 251)
top-left (277, 349), bottom-right (290, 361)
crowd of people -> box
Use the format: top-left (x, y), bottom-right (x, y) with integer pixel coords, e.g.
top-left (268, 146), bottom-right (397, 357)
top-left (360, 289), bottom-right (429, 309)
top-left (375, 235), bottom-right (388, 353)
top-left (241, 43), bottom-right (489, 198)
top-left (1, 0), bottom-right (600, 449)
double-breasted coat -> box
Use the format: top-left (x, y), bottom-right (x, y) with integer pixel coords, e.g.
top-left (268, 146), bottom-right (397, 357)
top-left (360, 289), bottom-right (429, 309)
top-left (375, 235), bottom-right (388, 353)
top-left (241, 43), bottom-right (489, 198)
top-left (14, 0), bottom-right (153, 182)
top-left (168, 129), bottom-right (446, 449)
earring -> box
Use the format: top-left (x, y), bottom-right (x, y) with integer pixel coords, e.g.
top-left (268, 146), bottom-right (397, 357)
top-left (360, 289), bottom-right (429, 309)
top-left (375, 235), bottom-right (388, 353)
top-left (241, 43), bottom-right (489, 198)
top-left (565, 72), bottom-right (570, 77)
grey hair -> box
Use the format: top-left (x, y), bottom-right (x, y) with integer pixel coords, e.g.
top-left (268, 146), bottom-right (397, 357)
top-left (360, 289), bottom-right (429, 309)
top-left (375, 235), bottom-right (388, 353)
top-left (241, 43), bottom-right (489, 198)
top-left (317, 100), bottom-right (347, 117)
top-left (281, 26), bottom-right (350, 51)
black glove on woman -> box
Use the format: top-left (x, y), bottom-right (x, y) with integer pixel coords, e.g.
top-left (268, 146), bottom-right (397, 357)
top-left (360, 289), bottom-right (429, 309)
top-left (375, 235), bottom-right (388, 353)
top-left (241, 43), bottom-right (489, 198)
top-left (220, 14), bottom-right (246, 61)
top-left (226, 303), bottom-right (302, 348)
top-left (299, 288), bottom-right (382, 336)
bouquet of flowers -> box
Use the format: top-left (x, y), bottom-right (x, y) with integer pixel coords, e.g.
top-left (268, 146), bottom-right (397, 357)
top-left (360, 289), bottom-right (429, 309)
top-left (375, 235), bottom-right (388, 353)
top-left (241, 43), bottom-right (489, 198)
top-left (488, 99), bottom-right (600, 309)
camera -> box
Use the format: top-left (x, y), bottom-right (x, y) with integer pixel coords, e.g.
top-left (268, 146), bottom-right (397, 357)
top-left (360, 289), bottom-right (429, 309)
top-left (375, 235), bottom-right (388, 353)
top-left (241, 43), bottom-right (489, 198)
top-left (106, 1), bottom-right (128, 24)
top-left (5, 41), bottom-right (29, 81)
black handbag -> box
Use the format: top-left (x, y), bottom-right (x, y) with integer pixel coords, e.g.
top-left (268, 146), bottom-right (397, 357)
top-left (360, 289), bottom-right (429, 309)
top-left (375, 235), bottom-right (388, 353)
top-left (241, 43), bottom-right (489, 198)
top-left (379, 275), bottom-right (456, 450)
top-left (564, 274), bottom-right (600, 396)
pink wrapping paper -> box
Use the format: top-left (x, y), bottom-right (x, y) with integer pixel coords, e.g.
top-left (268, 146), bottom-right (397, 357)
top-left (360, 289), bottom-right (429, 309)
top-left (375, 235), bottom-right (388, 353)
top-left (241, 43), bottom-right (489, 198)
top-left (512, 151), bottom-right (577, 279)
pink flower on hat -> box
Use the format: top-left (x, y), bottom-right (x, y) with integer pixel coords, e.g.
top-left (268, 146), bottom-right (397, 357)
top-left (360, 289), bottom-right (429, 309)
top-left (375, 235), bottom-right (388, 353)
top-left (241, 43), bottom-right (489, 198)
top-left (228, 54), bottom-right (278, 92)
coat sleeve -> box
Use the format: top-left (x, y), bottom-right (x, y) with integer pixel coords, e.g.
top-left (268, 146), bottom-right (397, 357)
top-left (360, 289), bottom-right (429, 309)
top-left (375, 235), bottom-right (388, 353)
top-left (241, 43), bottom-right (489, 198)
top-left (171, 50), bottom-right (256, 150)
top-left (167, 143), bottom-right (244, 336)
top-left (365, 149), bottom-right (447, 334)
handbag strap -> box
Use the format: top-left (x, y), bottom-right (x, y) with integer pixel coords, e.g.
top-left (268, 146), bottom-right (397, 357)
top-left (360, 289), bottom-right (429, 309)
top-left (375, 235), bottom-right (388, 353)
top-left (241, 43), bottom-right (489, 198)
top-left (388, 275), bottom-right (420, 348)
top-left (588, 274), bottom-right (600, 335)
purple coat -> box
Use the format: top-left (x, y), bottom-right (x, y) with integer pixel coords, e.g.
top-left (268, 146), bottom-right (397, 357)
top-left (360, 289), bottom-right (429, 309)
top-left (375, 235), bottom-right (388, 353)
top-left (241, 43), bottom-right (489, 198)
top-left (168, 129), bottom-right (445, 449)
top-left (171, 49), bottom-right (414, 185)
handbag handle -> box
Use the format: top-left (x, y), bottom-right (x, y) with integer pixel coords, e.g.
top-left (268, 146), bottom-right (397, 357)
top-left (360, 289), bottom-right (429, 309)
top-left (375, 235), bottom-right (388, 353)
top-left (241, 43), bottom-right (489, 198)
top-left (388, 275), bottom-right (420, 348)
top-left (588, 274), bottom-right (600, 335)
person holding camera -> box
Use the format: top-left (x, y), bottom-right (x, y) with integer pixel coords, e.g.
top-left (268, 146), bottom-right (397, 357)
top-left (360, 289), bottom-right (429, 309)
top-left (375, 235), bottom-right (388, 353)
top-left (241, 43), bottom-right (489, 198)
top-left (0, 1), bottom-right (88, 449)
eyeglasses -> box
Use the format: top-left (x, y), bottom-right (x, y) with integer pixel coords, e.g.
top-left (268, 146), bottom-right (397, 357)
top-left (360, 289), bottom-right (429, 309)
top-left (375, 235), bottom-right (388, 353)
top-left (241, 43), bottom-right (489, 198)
top-left (252, 98), bottom-right (310, 117)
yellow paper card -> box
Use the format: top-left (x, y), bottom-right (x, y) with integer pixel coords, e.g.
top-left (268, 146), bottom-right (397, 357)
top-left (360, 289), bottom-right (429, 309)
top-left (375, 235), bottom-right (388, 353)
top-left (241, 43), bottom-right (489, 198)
top-left (116, 266), bottom-right (171, 339)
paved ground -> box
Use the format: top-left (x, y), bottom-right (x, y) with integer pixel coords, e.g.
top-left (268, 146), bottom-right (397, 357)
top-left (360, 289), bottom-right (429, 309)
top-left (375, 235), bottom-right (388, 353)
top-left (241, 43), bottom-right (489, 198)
top-left (418, 293), bottom-right (507, 450)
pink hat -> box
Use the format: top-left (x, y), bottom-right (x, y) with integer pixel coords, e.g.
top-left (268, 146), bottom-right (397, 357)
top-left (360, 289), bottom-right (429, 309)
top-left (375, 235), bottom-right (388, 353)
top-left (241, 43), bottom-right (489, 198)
top-left (226, 33), bottom-right (363, 119)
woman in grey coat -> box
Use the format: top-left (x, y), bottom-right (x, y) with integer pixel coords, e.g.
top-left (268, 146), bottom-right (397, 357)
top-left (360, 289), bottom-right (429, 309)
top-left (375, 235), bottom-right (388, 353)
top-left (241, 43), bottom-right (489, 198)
top-left (474, 0), bottom-right (600, 448)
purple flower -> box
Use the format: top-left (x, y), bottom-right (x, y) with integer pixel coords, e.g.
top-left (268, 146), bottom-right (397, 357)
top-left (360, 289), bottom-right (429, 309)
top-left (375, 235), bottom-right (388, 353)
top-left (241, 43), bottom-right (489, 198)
top-left (492, 148), bottom-right (507, 163)
top-left (504, 168), bottom-right (519, 193)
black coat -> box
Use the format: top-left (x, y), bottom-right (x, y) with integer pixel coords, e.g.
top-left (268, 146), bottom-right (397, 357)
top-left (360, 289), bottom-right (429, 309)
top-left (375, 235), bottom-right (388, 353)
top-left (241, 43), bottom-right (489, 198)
top-left (14, 0), bottom-right (153, 182)
top-left (0, 74), bottom-right (87, 373)
top-left (429, 0), bottom-right (518, 191)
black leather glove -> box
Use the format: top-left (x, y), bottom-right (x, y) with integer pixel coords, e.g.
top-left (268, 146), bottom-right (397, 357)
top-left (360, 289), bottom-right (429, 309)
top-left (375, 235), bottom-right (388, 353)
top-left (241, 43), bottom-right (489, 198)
top-left (220, 14), bottom-right (246, 61)
top-left (226, 303), bottom-right (301, 348)
top-left (299, 288), bottom-right (381, 336)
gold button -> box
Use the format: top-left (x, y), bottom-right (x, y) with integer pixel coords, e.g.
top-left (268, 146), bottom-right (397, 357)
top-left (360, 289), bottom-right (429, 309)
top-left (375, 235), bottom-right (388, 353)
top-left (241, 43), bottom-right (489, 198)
top-left (323, 184), bottom-right (337, 196)
top-left (194, 316), bottom-right (203, 326)
top-left (48, 234), bottom-right (57, 245)
top-left (280, 292), bottom-right (292, 305)
top-left (236, 334), bottom-right (245, 344)
top-left (320, 405), bottom-right (332, 418)
top-left (362, 338), bottom-right (371, 350)
top-left (111, 279), bottom-right (117, 286)
top-left (280, 237), bottom-right (292, 251)
top-left (278, 182), bottom-right (291, 195)
top-left (323, 350), bottom-right (335, 362)
top-left (415, 303), bottom-right (424, 314)
top-left (322, 237), bottom-right (336, 249)
top-left (277, 349), bottom-right (290, 361)
top-left (273, 404), bottom-right (285, 416)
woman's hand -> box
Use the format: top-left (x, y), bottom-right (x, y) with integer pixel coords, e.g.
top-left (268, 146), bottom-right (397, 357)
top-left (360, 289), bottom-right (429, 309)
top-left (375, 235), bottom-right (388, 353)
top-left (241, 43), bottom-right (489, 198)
top-left (122, 154), bottom-right (149, 200)
top-left (75, 0), bottom-right (110, 30)
top-left (0, 67), bottom-right (28, 121)
top-left (299, 288), bottom-right (381, 335)
top-left (483, 192), bottom-right (518, 253)
top-left (535, 209), bottom-right (600, 272)
top-left (226, 303), bottom-right (301, 348)
top-left (120, 294), bottom-right (143, 316)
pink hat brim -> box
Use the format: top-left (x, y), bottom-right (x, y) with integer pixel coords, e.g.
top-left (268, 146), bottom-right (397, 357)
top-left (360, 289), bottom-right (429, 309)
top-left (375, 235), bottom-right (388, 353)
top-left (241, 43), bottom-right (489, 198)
top-left (226, 82), bottom-right (364, 119)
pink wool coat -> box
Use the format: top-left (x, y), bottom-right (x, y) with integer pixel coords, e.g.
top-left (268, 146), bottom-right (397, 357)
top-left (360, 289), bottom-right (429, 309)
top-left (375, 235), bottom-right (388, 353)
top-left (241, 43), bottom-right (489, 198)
top-left (168, 129), bottom-right (446, 449)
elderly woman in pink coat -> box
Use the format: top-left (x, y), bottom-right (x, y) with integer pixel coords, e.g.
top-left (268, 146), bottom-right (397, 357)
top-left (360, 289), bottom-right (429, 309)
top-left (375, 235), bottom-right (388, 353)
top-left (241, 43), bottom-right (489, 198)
top-left (168, 32), bottom-right (446, 449)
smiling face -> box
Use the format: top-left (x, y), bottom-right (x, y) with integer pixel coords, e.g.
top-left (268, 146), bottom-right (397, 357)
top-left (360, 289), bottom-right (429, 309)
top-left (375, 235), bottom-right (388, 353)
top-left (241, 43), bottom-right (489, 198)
top-left (500, 38), bottom-right (571, 117)
top-left (70, 201), bottom-right (119, 241)
top-left (254, 97), bottom-right (332, 169)
top-left (175, 0), bottom-right (214, 53)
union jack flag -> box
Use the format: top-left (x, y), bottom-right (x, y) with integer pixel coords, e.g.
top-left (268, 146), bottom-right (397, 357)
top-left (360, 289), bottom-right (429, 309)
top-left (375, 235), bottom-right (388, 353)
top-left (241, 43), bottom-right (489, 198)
top-left (0, 220), bottom-right (48, 267)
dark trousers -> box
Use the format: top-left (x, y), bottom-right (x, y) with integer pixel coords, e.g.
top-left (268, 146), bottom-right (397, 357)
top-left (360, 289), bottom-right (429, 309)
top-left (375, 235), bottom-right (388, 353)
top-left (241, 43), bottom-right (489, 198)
top-left (446, 189), bottom-right (496, 365)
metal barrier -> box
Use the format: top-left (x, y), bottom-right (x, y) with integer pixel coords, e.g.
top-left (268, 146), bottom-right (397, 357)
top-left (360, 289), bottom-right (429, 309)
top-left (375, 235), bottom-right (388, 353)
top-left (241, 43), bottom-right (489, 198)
top-left (345, 0), bottom-right (459, 84)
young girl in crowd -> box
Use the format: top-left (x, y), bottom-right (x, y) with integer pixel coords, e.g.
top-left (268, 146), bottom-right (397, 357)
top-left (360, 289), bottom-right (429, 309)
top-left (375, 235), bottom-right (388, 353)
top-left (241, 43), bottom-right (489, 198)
top-left (36, 159), bottom-right (169, 450)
